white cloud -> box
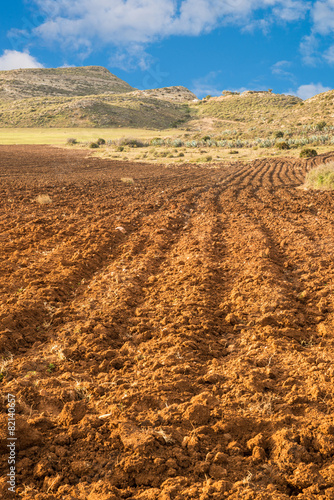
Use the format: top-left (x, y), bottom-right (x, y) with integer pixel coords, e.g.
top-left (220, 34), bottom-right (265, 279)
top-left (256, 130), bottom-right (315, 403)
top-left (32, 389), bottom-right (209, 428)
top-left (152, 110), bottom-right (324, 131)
top-left (300, 34), bottom-right (320, 65)
top-left (271, 60), bottom-right (295, 81)
top-left (295, 82), bottom-right (331, 99)
top-left (191, 71), bottom-right (222, 98)
top-left (272, 0), bottom-right (309, 21)
top-left (0, 50), bottom-right (44, 71)
top-left (324, 43), bottom-right (334, 63)
top-left (29, 0), bottom-right (309, 65)
top-left (311, 0), bottom-right (334, 35)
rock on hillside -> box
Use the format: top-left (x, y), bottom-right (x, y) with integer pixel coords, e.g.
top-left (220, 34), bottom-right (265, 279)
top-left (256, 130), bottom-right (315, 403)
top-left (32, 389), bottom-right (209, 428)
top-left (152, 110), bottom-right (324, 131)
top-left (0, 66), bottom-right (135, 100)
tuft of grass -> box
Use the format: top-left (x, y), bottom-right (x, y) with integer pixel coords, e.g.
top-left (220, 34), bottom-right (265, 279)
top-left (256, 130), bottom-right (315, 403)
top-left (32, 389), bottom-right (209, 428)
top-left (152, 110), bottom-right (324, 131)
top-left (0, 353), bottom-right (13, 381)
top-left (196, 155), bottom-right (212, 163)
top-left (47, 363), bottom-right (56, 373)
top-left (121, 177), bottom-right (135, 184)
top-left (304, 161), bottom-right (334, 190)
top-left (67, 137), bottom-right (77, 145)
top-left (89, 142), bottom-right (99, 148)
top-left (35, 194), bottom-right (52, 205)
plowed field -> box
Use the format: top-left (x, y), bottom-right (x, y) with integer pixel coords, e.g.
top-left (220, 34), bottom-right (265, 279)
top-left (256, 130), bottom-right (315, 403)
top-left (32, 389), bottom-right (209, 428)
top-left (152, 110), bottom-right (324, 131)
top-left (1, 146), bottom-right (334, 499)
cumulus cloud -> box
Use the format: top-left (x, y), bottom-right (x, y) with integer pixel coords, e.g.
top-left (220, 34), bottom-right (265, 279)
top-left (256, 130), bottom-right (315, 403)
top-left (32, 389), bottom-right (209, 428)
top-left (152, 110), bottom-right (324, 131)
top-left (30, 0), bottom-right (309, 59)
top-left (301, 1), bottom-right (334, 66)
top-left (0, 50), bottom-right (44, 70)
top-left (271, 60), bottom-right (295, 81)
top-left (300, 34), bottom-right (320, 65)
top-left (311, 0), bottom-right (334, 35)
top-left (295, 82), bottom-right (331, 99)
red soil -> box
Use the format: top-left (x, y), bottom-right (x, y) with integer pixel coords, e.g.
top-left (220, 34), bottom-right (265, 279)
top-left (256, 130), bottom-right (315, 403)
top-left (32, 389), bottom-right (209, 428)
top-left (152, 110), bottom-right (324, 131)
top-left (1, 145), bottom-right (334, 499)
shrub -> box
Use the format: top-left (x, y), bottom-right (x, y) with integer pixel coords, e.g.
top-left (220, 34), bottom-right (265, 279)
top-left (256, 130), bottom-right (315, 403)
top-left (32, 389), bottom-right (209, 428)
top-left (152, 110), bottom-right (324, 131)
top-left (150, 138), bottom-right (164, 146)
top-left (274, 131), bottom-right (284, 139)
top-left (300, 148), bottom-right (318, 158)
top-left (229, 150), bottom-right (239, 154)
top-left (97, 138), bottom-right (106, 145)
top-left (118, 137), bottom-right (146, 148)
top-left (89, 142), bottom-right (99, 148)
top-left (67, 138), bottom-right (77, 145)
top-left (316, 121), bottom-right (327, 131)
top-left (116, 146), bottom-right (124, 152)
top-left (202, 135), bottom-right (211, 142)
top-left (304, 162), bottom-right (334, 190)
top-left (276, 141), bottom-right (290, 150)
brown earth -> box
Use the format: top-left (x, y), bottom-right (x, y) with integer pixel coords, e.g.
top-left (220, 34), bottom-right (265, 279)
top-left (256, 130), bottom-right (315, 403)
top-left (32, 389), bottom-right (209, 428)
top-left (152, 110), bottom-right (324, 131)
top-left (1, 146), bottom-right (334, 499)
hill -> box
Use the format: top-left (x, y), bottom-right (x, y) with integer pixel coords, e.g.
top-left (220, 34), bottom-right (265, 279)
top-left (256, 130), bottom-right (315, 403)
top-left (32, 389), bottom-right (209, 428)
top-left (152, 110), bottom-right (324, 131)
top-left (191, 91), bottom-right (302, 124)
top-left (0, 66), bottom-right (333, 131)
top-left (0, 93), bottom-right (191, 129)
top-left (0, 66), bottom-right (135, 100)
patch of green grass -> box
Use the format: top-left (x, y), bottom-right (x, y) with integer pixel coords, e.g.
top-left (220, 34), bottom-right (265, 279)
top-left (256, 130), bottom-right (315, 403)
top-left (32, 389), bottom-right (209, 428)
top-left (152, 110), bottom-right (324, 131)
top-left (305, 162), bottom-right (334, 190)
top-left (47, 363), bottom-right (56, 373)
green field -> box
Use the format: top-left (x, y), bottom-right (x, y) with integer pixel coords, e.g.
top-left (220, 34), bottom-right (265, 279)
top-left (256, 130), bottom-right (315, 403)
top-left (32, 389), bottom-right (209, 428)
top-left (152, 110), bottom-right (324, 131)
top-left (0, 128), bottom-right (182, 145)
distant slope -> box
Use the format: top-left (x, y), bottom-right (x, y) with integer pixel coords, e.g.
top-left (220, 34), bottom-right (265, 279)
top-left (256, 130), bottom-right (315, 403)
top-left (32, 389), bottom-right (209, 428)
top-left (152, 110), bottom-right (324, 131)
top-left (0, 93), bottom-right (192, 129)
top-left (1, 64), bottom-right (333, 131)
top-left (0, 66), bottom-right (135, 100)
top-left (192, 92), bottom-right (302, 123)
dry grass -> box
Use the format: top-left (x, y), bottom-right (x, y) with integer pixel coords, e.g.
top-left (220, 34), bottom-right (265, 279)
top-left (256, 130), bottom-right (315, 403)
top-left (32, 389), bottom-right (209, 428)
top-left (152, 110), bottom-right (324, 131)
top-left (35, 194), bottom-right (52, 205)
top-left (304, 161), bottom-right (334, 190)
top-left (120, 177), bottom-right (135, 184)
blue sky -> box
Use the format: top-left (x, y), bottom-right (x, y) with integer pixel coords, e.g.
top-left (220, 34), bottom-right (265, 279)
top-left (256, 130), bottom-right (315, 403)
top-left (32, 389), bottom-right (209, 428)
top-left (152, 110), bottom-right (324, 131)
top-left (0, 0), bottom-right (334, 99)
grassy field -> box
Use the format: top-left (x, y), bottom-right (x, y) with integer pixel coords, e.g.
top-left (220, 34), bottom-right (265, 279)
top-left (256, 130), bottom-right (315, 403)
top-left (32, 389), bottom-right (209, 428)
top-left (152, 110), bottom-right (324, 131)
top-left (1, 127), bottom-right (334, 165)
top-left (92, 142), bottom-right (334, 164)
top-left (0, 128), bottom-right (182, 145)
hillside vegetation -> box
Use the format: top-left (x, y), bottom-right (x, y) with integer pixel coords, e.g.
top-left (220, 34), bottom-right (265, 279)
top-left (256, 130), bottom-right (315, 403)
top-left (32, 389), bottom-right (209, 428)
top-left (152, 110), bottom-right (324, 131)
top-left (0, 93), bottom-right (191, 129)
top-left (0, 66), bottom-right (134, 99)
top-left (0, 66), bottom-right (333, 133)
top-left (189, 90), bottom-right (334, 134)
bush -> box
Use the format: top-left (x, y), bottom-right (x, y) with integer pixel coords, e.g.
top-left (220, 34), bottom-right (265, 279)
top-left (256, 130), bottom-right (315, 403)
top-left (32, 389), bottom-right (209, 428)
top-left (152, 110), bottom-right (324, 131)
top-left (97, 138), bottom-right (106, 145)
top-left (89, 142), bottom-right (99, 149)
top-left (229, 150), bottom-right (239, 154)
top-left (67, 138), bottom-right (77, 145)
top-left (274, 131), bottom-right (284, 139)
top-left (305, 162), bottom-right (334, 190)
top-left (276, 141), bottom-right (290, 150)
top-left (118, 137), bottom-right (146, 148)
top-left (300, 148), bottom-right (318, 158)
top-left (316, 121), bottom-right (327, 131)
